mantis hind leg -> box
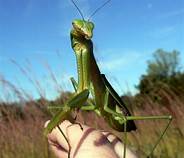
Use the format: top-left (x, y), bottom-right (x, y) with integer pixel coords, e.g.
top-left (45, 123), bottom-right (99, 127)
top-left (125, 115), bottom-right (172, 157)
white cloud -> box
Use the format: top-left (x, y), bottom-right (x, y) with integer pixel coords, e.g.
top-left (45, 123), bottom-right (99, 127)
top-left (98, 50), bottom-right (144, 71)
top-left (98, 58), bottom-right (125, 70)
top-left (159, 9), bottom-right (184, 19)
top-left (148, 25), bottom-right (176, 39)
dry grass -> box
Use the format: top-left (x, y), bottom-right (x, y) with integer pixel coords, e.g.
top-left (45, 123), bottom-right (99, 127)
top-left (0, 88), bottom-right (184, 158)
top-left (75, 88), bottom-right (184, 158)
top-left (0, 61), bottom-right (183, 158)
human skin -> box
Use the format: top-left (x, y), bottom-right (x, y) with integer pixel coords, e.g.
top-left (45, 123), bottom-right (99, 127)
top-left (45, 120), bottom-right (137, 158)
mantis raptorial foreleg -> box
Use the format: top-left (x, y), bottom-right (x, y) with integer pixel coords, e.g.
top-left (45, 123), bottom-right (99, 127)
top-left (44, 89), bottom-right (89, 158)
top-left (70, 77), bottom-right (100, 114)
top-left (44, 89), bottom-right (89, 135)
top-left (70, 77), bottom-right (78, 92)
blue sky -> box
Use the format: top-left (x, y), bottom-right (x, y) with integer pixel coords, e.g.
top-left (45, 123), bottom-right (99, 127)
top-left (0, 0), bottom-right (184, 101)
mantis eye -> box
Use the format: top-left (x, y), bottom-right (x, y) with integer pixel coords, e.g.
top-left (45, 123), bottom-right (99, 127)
top-left (89, 22), bottom-right (94, 30)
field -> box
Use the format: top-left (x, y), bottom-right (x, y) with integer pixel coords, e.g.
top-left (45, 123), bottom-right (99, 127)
top-left (0, 87), bottom-right (183, 158)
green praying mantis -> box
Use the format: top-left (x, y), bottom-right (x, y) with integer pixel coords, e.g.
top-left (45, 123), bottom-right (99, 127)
top-left (44, 0), bottom-right (172, 158)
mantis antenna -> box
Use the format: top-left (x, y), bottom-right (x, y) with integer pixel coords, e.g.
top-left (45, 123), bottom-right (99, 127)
top-left (88, 0), bottom-right (111, 21)
top-left (71, 0), bottom-right (85, 20)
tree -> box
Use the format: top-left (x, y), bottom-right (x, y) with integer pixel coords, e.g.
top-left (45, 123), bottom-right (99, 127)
top-left (137, 49), bottom-right (182, 95)
top-left (147, 49), bottom-right (180, 78)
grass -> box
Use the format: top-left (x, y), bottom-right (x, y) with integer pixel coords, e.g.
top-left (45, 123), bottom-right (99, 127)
top-left (0, 63), bottom-right (183, 158)
top-left (0, 88), bottom-right (183, 158)
top-left (0, 102), bottom-right (55, 158)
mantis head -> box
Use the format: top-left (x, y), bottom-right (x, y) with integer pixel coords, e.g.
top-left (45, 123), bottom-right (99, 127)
top-left (72, 19), bottom-right (94, 39)
top-left (71, 0), bottom-right (111, 39)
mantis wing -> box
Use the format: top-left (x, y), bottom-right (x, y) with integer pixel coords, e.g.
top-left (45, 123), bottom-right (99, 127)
top-left (101, 74), bottom-right (137, 131)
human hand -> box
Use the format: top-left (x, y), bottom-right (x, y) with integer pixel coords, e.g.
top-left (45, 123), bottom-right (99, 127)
top-left (45, 120), bottom-right (137, 158)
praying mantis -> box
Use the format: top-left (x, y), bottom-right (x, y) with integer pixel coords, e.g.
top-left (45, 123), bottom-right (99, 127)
top-left (44, 0), bottom-right (172, 158)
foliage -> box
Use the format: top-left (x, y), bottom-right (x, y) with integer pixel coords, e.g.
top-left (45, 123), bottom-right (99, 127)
top-left (147, 49), bottom-right (180, 77)
top-left (137, 49), bottom-right (184, 99)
